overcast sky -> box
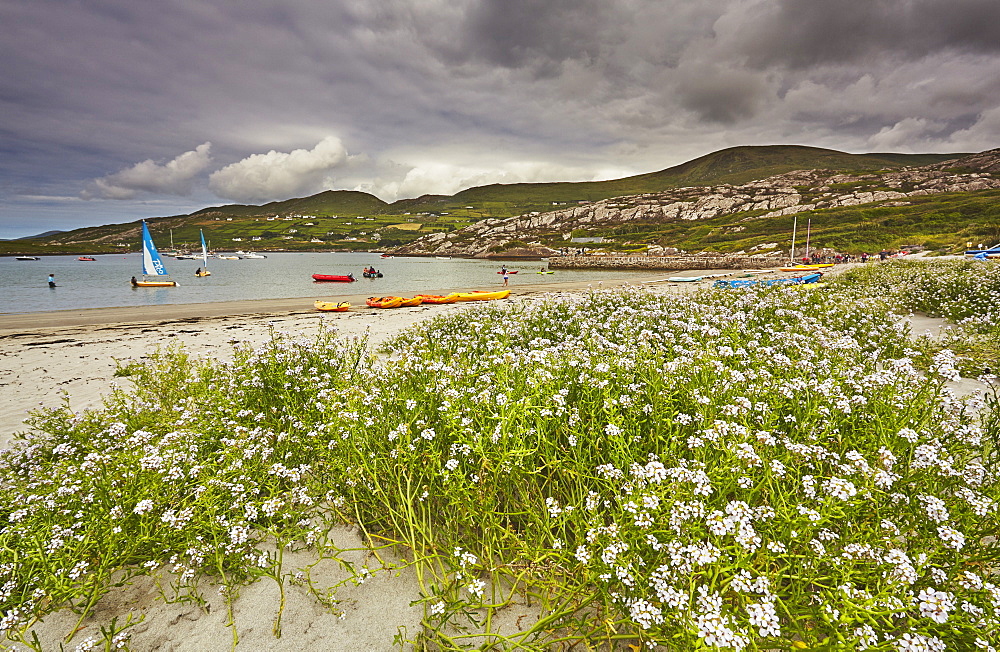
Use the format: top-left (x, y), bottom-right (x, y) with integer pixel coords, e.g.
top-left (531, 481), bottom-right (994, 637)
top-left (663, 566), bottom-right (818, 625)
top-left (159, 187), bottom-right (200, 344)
top-left (2, 0), bottom-right (999, 239)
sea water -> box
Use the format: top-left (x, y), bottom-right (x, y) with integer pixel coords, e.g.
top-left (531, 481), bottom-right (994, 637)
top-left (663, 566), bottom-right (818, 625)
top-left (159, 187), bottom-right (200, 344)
top-left (0, 252), bottom-right (661, 314)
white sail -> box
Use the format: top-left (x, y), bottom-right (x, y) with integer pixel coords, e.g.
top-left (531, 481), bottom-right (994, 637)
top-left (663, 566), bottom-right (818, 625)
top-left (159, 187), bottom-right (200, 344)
top-left (141, 221), bottom-right (169, 277)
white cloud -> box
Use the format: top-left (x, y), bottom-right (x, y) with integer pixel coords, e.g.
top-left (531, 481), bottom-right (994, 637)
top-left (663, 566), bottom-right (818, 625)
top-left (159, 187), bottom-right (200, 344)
top-left (867, 118), bottom-right (946, 151)
top-left (82, 143), bottom-right (212, 199)
top-left (208, 136), bottom-right (349, 203)
top-left (365, 160), bottom-right (603, 202)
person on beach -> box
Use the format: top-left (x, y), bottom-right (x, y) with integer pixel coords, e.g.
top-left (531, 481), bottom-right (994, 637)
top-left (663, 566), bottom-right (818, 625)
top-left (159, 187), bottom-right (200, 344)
top-left (48, 274), bottom-right (56, 288)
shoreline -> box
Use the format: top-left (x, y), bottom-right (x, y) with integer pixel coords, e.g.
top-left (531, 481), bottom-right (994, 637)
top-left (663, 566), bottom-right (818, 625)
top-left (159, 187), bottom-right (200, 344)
top-left (0, 275), bottom-right (693, 332)
top-left (0, 274), bottom-right (717, 445)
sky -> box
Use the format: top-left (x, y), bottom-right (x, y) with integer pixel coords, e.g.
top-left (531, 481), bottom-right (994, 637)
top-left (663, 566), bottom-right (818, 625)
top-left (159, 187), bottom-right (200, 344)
top-left (2, 0), bottom-right (1000, 239)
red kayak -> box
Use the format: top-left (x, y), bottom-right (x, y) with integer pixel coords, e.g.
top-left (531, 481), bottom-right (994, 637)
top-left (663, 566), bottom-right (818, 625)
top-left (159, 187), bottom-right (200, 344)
top-left (497, 270), bottom-right (518, 274)
top-left (312, 273), bottom-right (356, 282)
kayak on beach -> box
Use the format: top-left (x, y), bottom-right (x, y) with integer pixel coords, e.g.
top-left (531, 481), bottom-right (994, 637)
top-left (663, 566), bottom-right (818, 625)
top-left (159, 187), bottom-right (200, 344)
top-left (314, 300), bottom-right (351, 312)
top-left (414, 294), bottom-right (459, 304)
top-left (450, 289), bottom-right (511, 301)
top-left (367, 296), bottom-right (403, 308)
top-left (714, 272), bottom-right (822, 288)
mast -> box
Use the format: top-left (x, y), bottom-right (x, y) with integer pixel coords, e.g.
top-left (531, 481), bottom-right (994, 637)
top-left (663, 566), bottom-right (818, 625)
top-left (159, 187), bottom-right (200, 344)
top-left (790, 216), bottom-right (798, 263)
top-left (804, 218), bottom-right (811, 260)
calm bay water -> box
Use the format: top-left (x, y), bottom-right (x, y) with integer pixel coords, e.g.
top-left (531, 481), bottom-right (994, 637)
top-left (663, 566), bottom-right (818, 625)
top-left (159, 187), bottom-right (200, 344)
top-left (0, 252), bottom-right (661, 314)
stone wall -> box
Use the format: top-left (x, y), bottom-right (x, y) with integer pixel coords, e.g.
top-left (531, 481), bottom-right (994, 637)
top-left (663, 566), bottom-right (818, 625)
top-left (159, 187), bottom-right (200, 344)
top-left (548, 255), bottom-right (783, 270)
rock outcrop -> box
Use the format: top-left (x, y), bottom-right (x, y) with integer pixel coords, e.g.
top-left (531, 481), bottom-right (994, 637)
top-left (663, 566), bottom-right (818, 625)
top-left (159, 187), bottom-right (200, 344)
top-left (390, 149), bottom-right (1000, 257)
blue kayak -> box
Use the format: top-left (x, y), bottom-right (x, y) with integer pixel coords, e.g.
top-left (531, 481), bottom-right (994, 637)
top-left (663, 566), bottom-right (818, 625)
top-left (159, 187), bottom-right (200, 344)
top-left (714, 272), bottom-right (822, 288)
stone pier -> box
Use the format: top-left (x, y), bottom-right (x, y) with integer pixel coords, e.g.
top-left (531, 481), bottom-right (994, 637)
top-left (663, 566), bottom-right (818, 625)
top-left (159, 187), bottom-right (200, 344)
top-left (548, 255), bottom-right (783, 270)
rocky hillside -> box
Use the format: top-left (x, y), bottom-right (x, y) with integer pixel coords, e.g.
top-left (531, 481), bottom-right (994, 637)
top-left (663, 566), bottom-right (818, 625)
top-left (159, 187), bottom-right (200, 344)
top-left (391, 150), bottom-right (1000, 257)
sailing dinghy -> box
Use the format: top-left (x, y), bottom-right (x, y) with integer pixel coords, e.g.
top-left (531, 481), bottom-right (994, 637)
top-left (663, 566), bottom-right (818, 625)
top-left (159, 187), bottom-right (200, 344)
top-left (195, 230), bottom-right (211, 276)
top-left (132, 221), bottom-right (177, 287)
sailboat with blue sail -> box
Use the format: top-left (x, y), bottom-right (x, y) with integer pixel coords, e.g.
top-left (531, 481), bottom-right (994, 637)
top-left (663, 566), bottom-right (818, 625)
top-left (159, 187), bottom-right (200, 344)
top-left (195, 230), bottom-right (211, 277)
top-left (131, 221), bottom-right (178, 287)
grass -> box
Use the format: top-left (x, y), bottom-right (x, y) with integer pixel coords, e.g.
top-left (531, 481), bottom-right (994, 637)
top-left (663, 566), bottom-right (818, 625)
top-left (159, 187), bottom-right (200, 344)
top-left (1, 261), bottom-right (998, 650)
top-left (2, 146), bottom-right (966, 257)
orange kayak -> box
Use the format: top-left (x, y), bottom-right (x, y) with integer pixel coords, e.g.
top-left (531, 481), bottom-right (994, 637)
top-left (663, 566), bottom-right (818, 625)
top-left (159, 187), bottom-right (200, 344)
top-left (414, 294), bottom-right (459, 304)
top-left (367, 296), bottom-right (403, 309)
top-left (315, 300), bottom-right (350, 312)
top-left (398, 297), bottom-right (423, 307)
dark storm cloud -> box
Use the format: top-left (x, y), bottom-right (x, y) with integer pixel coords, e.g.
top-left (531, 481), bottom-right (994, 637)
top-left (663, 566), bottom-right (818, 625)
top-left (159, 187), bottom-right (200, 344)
top-left (725, 0), bottom-right (1000, 69)
top-left (1, 0), bottom-right (999, 239)
top-left (456, 0), bottom-right (610, 73)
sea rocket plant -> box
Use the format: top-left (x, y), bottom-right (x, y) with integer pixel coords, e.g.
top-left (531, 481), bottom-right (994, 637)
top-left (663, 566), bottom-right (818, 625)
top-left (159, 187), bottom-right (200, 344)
top-left (0, 266), bottom-right (997, 650)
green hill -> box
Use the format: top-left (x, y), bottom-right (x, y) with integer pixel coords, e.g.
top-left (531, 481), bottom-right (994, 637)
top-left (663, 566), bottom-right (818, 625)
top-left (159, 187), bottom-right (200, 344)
top-left (0, 145), bottom-right (969, 255)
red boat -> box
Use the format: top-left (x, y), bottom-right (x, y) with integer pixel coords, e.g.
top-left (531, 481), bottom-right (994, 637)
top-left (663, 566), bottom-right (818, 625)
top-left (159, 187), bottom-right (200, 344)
top-left (312, 273), bottom-right (356, 282)
top-left (78, 256), bottom-right (96, 261)
top-left (497, 270), bottom-right (518, 274)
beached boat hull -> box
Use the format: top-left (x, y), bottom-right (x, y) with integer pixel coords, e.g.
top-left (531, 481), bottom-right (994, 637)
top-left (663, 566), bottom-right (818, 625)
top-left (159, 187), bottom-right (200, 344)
top-left (398, 297), bottom-right (423, 307)
top-left (449, 290), bottom-right (511, 301)
top-left (312, 274), bottom-right (356, 282)
top-left (367, 296), bottom-right (403, 309)
top-left (714, 273), bottom-right (821, 289)
top-left (414, 294), bottom-right (459, 304)
top-left (315, 300), bottom-right (351, 312)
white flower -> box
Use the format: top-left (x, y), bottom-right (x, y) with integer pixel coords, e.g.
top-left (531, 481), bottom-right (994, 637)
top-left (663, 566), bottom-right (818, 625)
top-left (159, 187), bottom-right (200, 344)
top-left (629, 599), bottom-right (663, 630)
top-left (467, 578), bottom-right (486, 599)
top-left (917, 588), bottom-right (955, 624)
top-left (937, 525), bottom-right (965, 550)
top-left (133, 499), bottom-right (155, 515)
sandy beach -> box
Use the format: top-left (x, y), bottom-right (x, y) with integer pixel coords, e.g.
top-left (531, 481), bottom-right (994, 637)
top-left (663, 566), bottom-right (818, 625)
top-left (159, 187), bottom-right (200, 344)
top-left (0, 276), bottom-right (693, 445)
top-left (1, 274), bottom-right (706, 650)
top-left (2, 266), bottom-right (986, 650)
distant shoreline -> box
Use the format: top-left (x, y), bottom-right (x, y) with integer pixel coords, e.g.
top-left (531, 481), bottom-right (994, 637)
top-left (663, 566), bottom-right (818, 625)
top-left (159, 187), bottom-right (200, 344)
top-left (0, 275), bottom-right (687, 332)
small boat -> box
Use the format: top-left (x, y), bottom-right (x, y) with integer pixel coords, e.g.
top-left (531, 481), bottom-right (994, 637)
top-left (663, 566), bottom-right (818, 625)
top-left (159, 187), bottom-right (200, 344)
top-left (435, 256), bottom-right (452, 260)
top-left (668, 276), bottom-right (703, 282)
top-left (367, 296), bottom-right (403, 309)
top-left (315, 300), bottom-right (351, 312)
top-left (966, 243), bottom-right (1000, 258)
top-left (536, 270), bottom-right (554, 274)
top-left (217, 254), bottom-right (240, 260)
top-left (714, 272), bottom-right (822, 289)
top-left (132, 221), bottom-right (177, 287)
top-left (312, 273), bottom-right (356, 282)
top-left (380, 254), bottom-right (394, 259)
top-left (78, 256), bottom-right (96, 261)
top-left (175, 254), bottom-right (198, 260)
top-left (414, 294), bottom-right (459, 304)
top-left (243, 252), bottom-right (267, 259)
top-left (497, 270), bottom-right (518, 274)
top-left (194, 230), bottom-right (211, 276)
top-left (449, 289), bottom-right (511, 301)
top-left (398, 297), bottom-right (423, 307)
top-left (15, 256), bottom-right (40, 261)
top-left (363, 271), bottom-right (383, 278)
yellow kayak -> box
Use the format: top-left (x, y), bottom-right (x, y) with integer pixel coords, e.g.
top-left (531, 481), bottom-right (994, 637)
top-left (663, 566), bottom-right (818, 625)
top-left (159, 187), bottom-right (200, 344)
top-left (315, 300), bottom-right (350, 312)
top-left (449, 290), bottom-right (511, 301)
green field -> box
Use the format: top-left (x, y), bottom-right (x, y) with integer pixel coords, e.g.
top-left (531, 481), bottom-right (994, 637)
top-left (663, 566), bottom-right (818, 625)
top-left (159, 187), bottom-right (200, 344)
top-left (0, 145), bottom-right (978, 256)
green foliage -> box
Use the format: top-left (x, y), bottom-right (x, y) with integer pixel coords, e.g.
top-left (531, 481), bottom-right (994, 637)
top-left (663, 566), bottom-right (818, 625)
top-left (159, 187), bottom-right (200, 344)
top-left (1, 146), bottom-right (967, 255)
top-left (2, 273), bottom-right (998, 649)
